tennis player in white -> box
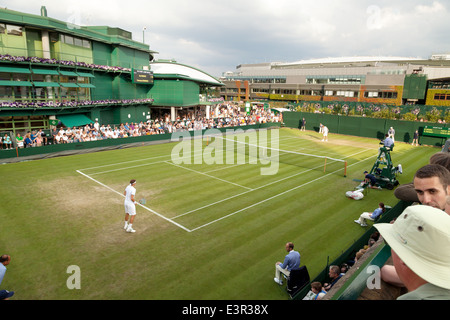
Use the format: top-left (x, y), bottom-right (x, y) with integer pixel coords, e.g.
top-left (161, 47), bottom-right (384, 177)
top-left (124, 179), bottom-right (137, 233)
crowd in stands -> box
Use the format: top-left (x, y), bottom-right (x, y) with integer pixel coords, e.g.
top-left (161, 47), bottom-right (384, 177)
top-left (2, 103), bottom-right (281, 149)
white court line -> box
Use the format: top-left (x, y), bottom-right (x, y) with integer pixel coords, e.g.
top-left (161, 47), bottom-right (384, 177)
top-left (78, 154), bottom-right (171, 171)
top-left (77, 130), bottom-right (377, 232)
top-left (188, 153), bottom-right (377, 232)
top-left (172, 148), bottom-right (372, 219)
top-left (164, 161), bottom-right (254, 191)
top-left (76, 169), bottom-right (192, 232)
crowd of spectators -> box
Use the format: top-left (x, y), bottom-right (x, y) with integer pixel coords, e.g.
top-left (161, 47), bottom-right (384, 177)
top-left (4, 103), bottom-right (281, 149)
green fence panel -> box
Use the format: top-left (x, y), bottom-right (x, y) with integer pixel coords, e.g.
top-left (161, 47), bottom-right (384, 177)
top-left (283, 112), bottom-right (447, 146)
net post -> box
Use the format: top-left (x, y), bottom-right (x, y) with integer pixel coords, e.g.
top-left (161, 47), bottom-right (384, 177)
top-left (344, 161), bottom-right (347, 177)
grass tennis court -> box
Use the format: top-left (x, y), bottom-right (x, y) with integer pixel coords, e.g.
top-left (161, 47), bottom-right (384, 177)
top-left (0, 127), bottom-right (437, 299)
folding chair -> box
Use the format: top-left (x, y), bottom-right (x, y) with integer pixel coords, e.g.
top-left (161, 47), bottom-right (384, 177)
top-left (286, 265), bottom-right (310, 298)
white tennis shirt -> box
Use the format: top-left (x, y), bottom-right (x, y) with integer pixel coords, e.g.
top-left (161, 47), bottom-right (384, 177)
top-left (124, 185), bottom-right (136, 203)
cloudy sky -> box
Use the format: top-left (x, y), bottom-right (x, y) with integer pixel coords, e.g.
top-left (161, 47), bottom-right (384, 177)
top-left (2, 0), bottom-right (450, 77)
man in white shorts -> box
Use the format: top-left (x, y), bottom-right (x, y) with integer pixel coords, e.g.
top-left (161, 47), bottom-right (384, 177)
top-left (124, 179), bottom-right (137, 233)
top-left (322, 125), bottom-right (329, 142)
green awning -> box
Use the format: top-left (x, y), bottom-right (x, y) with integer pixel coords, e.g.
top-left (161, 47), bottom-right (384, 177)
top-left (33, 81), bottom-right (60, 87)
top-left (59, 70), bottom-right (79, 77)
top-left (58, 114), bottom-right (94, 128)
top-left (76, 72), bottom-right (95, 78)
top-left (60, 83), bottom-right (79, 88)
top-left (31, 68), bottom-right (60, 75)
top-left (0, 80), bottom-right (33, 86)
top-left (0, 66), bottom-right (31, 74)
top-left (77, 83), bottom-right (96, 88)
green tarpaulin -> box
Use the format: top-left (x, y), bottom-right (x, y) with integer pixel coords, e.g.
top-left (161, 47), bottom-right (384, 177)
top-left (57, 114), bottom-right (93, 128)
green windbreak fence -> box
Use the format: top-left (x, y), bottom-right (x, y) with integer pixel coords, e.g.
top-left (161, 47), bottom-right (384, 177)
top-left (283, 112), bottom-right (447, 146)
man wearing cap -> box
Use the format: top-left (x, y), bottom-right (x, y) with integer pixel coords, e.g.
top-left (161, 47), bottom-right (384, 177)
top-left (375, 205), bottom-right (450, 299)
top-left (124, 179), bottom-right (138, 233)
top-left (382, 164), bottom-right (450, 288)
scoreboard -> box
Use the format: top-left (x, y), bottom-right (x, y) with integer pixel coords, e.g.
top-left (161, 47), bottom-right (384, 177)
top-left (131, 69), bottom-right (154, 84)
top-left (423, 126), bottom-right (450, 138)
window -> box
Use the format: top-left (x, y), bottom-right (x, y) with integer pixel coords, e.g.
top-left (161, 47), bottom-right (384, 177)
top-left (82, 39), bottom-right (91, 49)
top-left (6, 24), bottom-right (23, 36)
top-left (74, 37), bottom-right (83, 47)
top-left (64, 35), bottom-right (74, 45)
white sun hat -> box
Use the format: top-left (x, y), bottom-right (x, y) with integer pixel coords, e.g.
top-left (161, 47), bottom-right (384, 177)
top-left (375, 205), bottom-right (450, 289)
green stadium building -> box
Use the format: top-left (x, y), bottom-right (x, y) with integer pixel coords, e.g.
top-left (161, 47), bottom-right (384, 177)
top-left (220, 56), bottom-right (450, 107)
top-left (0, 6), bottom-right (223, 136)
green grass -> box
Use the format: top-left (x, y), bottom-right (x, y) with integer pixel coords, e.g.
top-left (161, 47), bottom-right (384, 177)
top-left (0, 127), bottom-right (438, 300)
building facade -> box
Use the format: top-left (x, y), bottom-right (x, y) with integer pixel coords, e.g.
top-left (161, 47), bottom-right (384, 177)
top-left (219, 56), bottom-right (450, 107)
top-left (0, 6), bottom-right (222, 137)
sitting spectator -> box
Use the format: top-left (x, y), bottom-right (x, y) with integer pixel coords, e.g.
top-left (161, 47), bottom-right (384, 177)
top-left (310, 282), bottom-right (327, 300)
top-left (37, 129), bottom-right (47, 146)
top-left (375, 205), bottom-right (450, 300)
top-left (354, 202), bottom-right (386, 227)
top-left (395, 152), bottom-right (450, 202)
top-left (16, 133), bottom-right (24, 148)
top-left (24, 133), bottom-right (33, 147)
top-left (3, 134), bottom-right (12, 150)
top-left (323, 265), bottom-right (342, 291)
top-left (340, 263), bottom-right (349, 276)
top-left (30, 130), bottom-right (38, 146)
top-left (0, 135), bottom-right (2, 150)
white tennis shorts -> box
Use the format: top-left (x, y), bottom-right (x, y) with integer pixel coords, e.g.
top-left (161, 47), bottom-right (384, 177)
top-left (124, 201), bottom-right (136, 215)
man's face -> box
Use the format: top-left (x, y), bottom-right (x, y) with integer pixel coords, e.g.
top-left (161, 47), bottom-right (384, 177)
top-left (414, 176), bottom-right (449, 210)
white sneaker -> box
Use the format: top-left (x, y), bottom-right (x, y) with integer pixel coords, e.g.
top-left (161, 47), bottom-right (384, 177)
top-left (126, 227), bottom-right (136, 233)
top-left (354, 219), bottom-right (361, 225)
top-left (274, 277), bottom-right (283, 285)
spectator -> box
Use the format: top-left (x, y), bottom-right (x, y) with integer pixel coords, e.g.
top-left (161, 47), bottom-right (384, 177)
top-left (51, 127), bottom-right (58, 144)
top-left (24, 133), bottom-right (33, 148)
top-left (382, 163), bottom-right (450, 288)
top-left (3, 134), bottom-right (12, 149)
top-left (16, 133), bottom-right (24, 148)
top-left (0, 254), bottom-right (11, 286)
top-left (38, 129), bottom-right (47, 146)
top-left (323, 265), bottom-right (342, 291)
top-left (354, 202), bottom-right (386, 227)
top-left (394, 152), bottom-right (450, 203)
top-left (30, 130), bottom-right (38, 146)
top-left (413, 164), bottom-right (450, 210)
top-left (0, 135), bottom-right (2, 150)
top-left (274, 242), bottom-right (301, 285)
top-left (310, 282), bottom-right (327, 300)
top-left (375, 205), bottom-right (450, 300)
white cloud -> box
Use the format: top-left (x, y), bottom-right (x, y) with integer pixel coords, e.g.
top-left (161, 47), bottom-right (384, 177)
top-left (2, 0), bottom-right (450, 76)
